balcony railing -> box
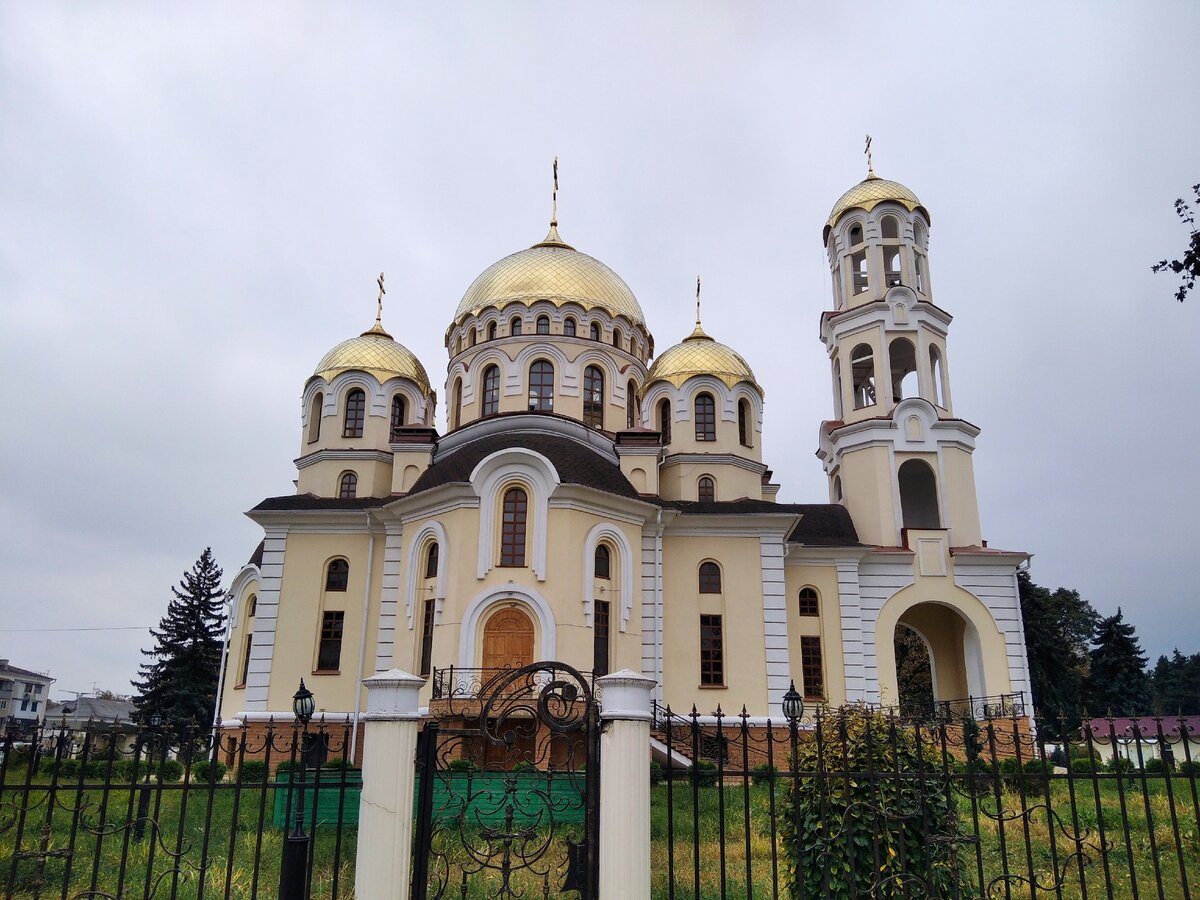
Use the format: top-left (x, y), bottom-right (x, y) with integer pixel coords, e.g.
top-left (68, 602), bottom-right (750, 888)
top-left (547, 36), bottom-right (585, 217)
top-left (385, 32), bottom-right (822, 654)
top-left (896, 692), bottom-right (1026, 723)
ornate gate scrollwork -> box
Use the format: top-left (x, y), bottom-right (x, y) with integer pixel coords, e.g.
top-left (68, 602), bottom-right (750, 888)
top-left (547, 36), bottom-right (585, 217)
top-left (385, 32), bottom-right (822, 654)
top-left (412, 661), bottom-right (600, 899)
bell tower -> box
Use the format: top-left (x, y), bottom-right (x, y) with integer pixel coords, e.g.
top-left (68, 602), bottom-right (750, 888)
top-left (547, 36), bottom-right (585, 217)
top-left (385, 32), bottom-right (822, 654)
top-left (816, 169), bottom-right (983, 549)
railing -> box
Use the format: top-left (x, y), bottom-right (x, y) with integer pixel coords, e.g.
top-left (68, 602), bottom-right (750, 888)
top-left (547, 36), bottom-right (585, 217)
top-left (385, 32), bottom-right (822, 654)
top-left (430, 665), bottom-right (596, 701)
top-left (899, 691), bottom-right (1027, 723)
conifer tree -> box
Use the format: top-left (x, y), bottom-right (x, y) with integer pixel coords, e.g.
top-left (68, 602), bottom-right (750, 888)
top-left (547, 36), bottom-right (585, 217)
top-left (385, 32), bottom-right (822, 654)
top-left (133, 548), bottom-right (227, 730)
top-left (1152, 649), bottom-right (1200, 715)
top-left (1017, 570), bottom-right (1097, 731)
top-left (1085, 608), bottom-right (1151, 717)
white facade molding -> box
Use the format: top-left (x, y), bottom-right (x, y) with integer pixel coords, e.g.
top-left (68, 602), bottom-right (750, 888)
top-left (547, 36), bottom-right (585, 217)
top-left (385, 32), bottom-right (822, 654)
top-left (227, 564), bottom-right (261, 622)
top-left (581, 522), bottom-right (636, 632)
top-left (294, 448), bottom-right (394, 469)
top-left (471, 447), bottom-right (560, 581)
top-left (457, 584), bottom-right (557, 669)
top-left (404, 520), bottom-right (448, 630)
top-left (834, 558), bottom-right (869, 702)
top-left (244, 526), bottom-right (288, 709)
top-left (374, 523), bottom-right (405, 673)
top-left (760, 535), bottom-right (790, 717)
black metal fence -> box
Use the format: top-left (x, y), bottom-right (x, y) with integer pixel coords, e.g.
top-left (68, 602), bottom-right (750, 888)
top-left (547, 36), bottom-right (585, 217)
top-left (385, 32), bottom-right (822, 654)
top-left (651, 703), bottom-right (1200, 899)
top-left (0, 719), bottom-right (358, 899)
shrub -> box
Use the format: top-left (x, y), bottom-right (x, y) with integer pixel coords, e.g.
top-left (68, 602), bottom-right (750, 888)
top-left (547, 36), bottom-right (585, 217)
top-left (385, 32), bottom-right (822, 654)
top-left (751, 763), bottom-right (777, 786)
top-left (447, 758), bottom-right (476, 774)
top-left (1070, 757), bottom-right (1095, 774)
top-left (192, 759), bottom-right (227, 783)
top-left (1107, 756), bottom-right (1136, 775)
top-left (693, 760), bottom-right (718, 787)
top-left (1178, 760), bottom-right (1198, 777)
top-left (781, 706), bottom-right (966, 898)
top-left (649, 761), bottom-right (664, 786)
top-left (157, 759), bottom-right (184, 783)
top-left (1023, 758), bottom-right (1052, 775)
top-left (50, 759), bottom-right (80, 779)
top-left (237, 760), bottom-right (267, 783)
top-left (998, 757), bottom-right (1022, 776)
top-left (1144, 757), bottom-right (1166, 774)
top-left (512, 760), bottom-right (538, 774)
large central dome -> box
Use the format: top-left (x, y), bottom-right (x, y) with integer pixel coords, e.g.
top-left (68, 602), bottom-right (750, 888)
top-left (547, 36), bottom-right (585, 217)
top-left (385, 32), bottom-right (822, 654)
top-left (452, 226), bottom-right (646, 327)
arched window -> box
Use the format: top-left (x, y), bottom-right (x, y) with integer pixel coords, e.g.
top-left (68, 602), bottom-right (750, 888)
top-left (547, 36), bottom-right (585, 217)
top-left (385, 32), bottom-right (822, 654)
top-left (737, 398), bottom-right (751, 447)
top-left (914, 219), bottom-right (927, 247)
top-left (594, 544), bottom-right (611, 579)
top-left (338, 471), bottom-right (358, 499)
top-left (881, 215), bottom-right (899, 239)
top-left (452, 378), bottom-right (463, 429)
top-left (698, 561), bottom-right (722, 593)
top-left (536, 315), bottom-right (550, 335)
top-left (510, 316), bottom-right (523, 336)
top-left (528, 360), bottom-right (554, 412)
top-left (833, 358), bottom-right (844, 419)
top-left (390, 395), bottom-right (406, 438)
top-left (889, 338), bottom-right (918, 402)
top-left (852, 250), bottom-right (869, 294)
top-left (694, 392), bottom-right (716, 441)
top-left (658, 398), bottom-right (672, 443)
top-left (626, 379), bottom-right (637, 429)
top-left (589, 322), bottom-right (601, 341)
top-left (798, 587), bottom-right (819, 616)
top-left (468, 327), bottom-right (477, 347)
top-left (898, 459), bottom-right (941, 529)
top-left (308, 392), bottom-right (322, 443)
top-left (564, 317), bottom-right (576, 337)
top-left (325, 558), bottom-right (349, 592)
top-left (583, 365), bottom-right (604, 429)
top-left (833, 475), bottom-right (843, 501)
top-left (425, 542), bottom-right (439, 579)
top-left (850, 344), bottom-right (876, 409)
top-left (481, 365), bottom-right (500, 416)
top-left (849, 223), bottom-right (864, 246)
top-left (929, 346), bottom-right (946, 407)
top-left (698, 475), bottom-right (715, 502)
top-left (884, 247), bottom-right (902, 287)
top-left (343, 389), bottom-right (366, 438)
top-left (487, 321), bottom-right (497, 341)
top-left (612, 327), bottom-right (622, 348)
top-left (500, 487), bottom-right (528, 567)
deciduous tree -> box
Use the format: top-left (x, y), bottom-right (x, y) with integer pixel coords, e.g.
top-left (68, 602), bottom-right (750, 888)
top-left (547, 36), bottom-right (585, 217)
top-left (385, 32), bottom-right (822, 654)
top-left (1152, 184), bottom-right (1199, 301)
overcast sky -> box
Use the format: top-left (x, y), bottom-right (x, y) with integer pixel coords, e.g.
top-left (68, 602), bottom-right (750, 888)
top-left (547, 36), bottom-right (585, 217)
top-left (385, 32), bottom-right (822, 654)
top-left (2, 4), bottom-right (1197, 700)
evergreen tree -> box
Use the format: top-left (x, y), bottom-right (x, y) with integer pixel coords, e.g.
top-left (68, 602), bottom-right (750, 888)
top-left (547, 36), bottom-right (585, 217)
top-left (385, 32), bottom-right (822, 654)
top-left (1085, 608), bottom-right (1151, 716)
top-left (133, 548), bottom-right (227, 730)
top-left (1152, 649), bottom-right (1200, 715)
top-left (1017, 570), bottom-right (1097, 731)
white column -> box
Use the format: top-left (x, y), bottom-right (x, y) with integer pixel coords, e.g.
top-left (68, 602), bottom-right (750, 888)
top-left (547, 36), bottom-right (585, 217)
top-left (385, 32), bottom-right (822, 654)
top-left (354, 669), bottom-right (424, 900)
top-left (597, 670), bottom-right (655, 900)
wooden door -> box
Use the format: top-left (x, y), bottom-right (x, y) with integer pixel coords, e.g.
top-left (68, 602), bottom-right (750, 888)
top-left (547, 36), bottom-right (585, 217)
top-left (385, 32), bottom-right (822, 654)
top-left (482, 607), bottom-right (535, 670)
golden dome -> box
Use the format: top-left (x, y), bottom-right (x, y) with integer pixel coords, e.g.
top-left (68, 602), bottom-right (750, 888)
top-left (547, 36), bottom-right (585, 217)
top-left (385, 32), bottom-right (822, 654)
top-left (825, 175), bottom-right (929, 233)
top-left (644, 323), bottom-right (761, 394)
top-left (452, 226), bottom-right (646, 327)
top-left (313, 323), bottom-right (432, 393)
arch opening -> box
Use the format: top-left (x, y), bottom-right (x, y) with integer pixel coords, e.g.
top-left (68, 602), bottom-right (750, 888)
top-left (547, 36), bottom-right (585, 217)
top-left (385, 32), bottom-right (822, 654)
top-left (898, 459), bottom-right (940, 529)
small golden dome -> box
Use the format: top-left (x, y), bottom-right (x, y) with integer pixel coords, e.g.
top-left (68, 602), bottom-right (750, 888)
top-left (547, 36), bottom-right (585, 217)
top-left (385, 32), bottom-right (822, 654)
top-left (644, 324), bottom-right (761, 395)
top-left (313, 325), bottom-right (432, 393)
top-left (453, 227), bottom-right (646, 328)
top-left (825, 175), bottom-right (929, 235)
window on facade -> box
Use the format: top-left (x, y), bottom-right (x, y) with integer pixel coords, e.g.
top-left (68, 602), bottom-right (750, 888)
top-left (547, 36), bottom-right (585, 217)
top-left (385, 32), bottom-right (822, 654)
top-left (890, 338), bottom-right (918, 402)
top-left (884, 247), bottom-right (902, 287)
top-left (881, 215), bottom-right (899, 239)
top-left (929, 346), bottom-right (946, 407)
top-left (425, 542), bottom-right (439, 579)
top-left (247, 594), bottom-right (257, 617)
top-left (469, 327), bottom-right (477, 347)
top-left (737, 399), bottom-right (751, 447)
top-left (915, 252), bottom-right (926, 292)
top-left (239, 633), bottom-right (253, 686)
top-left (626, 379), bottom-right (637, 429)
top-left (833, 358), bottom-right (844, 418)
top-left (589, 322), bottom-right (601, 341)
top-left (481, 365), bottom-right (500, 416)
top-left (658, 398), bottom-right (671, 443)
top-left (700, 614), bottom-right (724, 686)
top-left (452, 378), bottom-right (463, 429)
top-left (798, 587), bottom-right (819, 616)
top-left (898, 459), bottom-right (941, 529)
top-left (338, 472), bottom-right (357, 499)
top-left (698, 476), bottom-right (715, 502)
top-left (308, 392), bottom-right (322, 443)
top-left (594, 544), bottom-right (611, 579)
top-left (564, 317), bottom-right (576, 337)
top-left (536, 315), bottom-right (550, 335)
top-left (419, 597), bottom-right (435, 677)
top-left (325, 559), bottom-right (349, 592)
top-left (390, 395), bottom-right (406, 438)
top-left (528, 360), bottom-right (554, 412)
top-left (510, 317), bottom-right (523, 336)
top-left (851, 344), bottom-right (877, 408)
top-left (849, 223), bottom-right (864, 245)
top-left (583, 365), bottom-right (605, 429)
top-left (487, 321), bottom-right (497, 341)
top-left (694, 393), bottom-right (716, 441)
top-left (612, 327), bottom-right (622, 348)
top-left (852, 250), bottom-right (869, 294)
top-left (800, 635), bottom-right (824, 699)
top-left (317, 611), bottom-right (345, 671)
top-left (833, 475), bottom-right (843, 502)
top-left (343, 389), bottom-right (366, 438)
top-left (500, 487), bottom-right (528, 567)
top-left (698, 561), bottom-right (722, 593)
top-left (594, 600), bottom-right (611, 678)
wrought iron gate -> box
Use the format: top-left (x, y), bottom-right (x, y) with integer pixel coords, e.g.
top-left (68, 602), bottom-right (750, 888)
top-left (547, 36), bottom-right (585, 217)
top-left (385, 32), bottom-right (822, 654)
top-left (412, 661), bottom-right (600, 899)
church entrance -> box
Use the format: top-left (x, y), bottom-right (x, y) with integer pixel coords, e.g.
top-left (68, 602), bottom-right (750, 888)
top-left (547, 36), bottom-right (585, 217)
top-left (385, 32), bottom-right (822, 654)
top-left (482, 606), bottom-right (535, 670)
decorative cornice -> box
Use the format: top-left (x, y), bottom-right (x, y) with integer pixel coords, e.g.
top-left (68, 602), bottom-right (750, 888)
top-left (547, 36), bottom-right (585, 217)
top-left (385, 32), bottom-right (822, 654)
top-left (660, 452), bottom-right (768, 476)
top-left (294, 448), bottom-right (394, 470)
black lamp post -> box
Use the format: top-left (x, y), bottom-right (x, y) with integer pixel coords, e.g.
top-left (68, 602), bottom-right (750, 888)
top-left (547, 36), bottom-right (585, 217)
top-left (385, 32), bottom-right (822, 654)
top-left (279, 680), bottom-right (315, 900)
top-left (782, 682), bottom-right (805, 726)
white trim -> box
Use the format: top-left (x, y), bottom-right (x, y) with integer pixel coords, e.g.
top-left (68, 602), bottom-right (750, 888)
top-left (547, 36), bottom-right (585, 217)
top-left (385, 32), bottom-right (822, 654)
top-left (471, 447), bottom-right (560, 581)
top-left (582, 523), bottom-right (636, 631)
top-left (404, 520), bottom-right (448, 630)
top-left (760, 535), bottom-right (789, 716)
top-left (244, 527), bottom-right (288, 709)
top-left (374, 523), bottom-right (405, 672)
top-left (457, 584), bottom-right (557, 669)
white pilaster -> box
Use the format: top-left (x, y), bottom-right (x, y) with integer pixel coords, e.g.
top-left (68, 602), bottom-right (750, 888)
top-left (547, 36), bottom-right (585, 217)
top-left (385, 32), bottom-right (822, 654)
top-left (835, 559), bottom-right (869, 702)
top-left (245, 527), bottom-right (287, 709)
top-left (760, 536), bottom-right (790, 716)
top-left (597, 670), bottom-right (654, 899)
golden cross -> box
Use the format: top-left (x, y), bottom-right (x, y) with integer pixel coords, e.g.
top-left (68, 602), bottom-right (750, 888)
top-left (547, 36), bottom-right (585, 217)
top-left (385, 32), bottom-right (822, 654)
top-left (865, 134), bottom-right (875, 177)
top-left (551, 157), bottom-right (559, 226)
top-left (376, 272), bottom-right (385, 325)
top-left (695, 276), bottom-right (702, 325)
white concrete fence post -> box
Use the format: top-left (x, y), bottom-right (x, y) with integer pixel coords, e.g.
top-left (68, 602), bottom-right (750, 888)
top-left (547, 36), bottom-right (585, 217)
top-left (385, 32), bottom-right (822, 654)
top-left (354, 669), bottom-right (424, 900)
top-left (597, 669), bottom-right (656, 900)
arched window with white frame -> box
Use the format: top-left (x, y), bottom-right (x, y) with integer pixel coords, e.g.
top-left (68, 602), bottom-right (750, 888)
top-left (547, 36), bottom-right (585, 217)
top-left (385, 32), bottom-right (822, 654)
top-left (528, 360), bottom-right (554, 412)
top-left (694, 392), bottom-right (716, 441)
top-left (481, 365), bottom-right (500, 417)
top-left (583, 365), bottom-right (604, 429)
top-left (338, 471), bottom-right (358, 499)
top-left (343, 389), bottom-right (366, 438)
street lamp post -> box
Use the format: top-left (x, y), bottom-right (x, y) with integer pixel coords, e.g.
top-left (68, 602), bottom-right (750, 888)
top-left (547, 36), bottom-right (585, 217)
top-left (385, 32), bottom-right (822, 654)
top-left (279, 680), bottom-right (316, 900)
top-left (782, 679), bottom-right (805, 854)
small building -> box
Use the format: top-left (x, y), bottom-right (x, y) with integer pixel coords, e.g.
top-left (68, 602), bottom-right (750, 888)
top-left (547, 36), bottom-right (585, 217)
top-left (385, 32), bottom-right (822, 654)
top-left (44, 696), bottom-right (140, 758)
top-left (1085, 717), bottom-right (1200, 769)
top-left (0, 659), bottom-right (54, 740)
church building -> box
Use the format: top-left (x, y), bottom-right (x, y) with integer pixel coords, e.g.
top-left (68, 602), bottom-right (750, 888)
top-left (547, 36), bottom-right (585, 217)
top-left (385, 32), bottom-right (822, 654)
top-left (217, 166), bottom-right (1033, 748)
